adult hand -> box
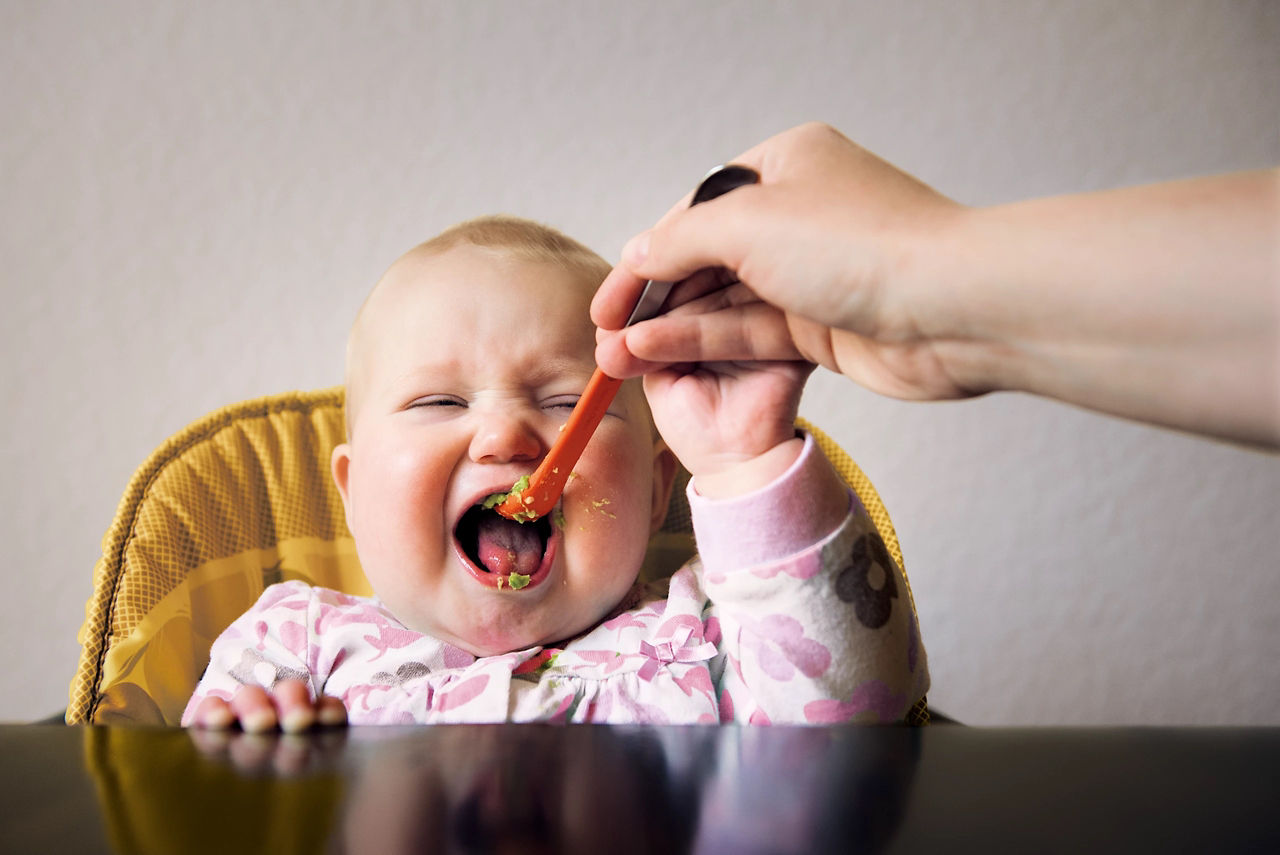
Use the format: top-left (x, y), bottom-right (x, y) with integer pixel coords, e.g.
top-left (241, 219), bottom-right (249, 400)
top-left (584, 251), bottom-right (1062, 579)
top-left (594, 122), bottom-right (1280, 447)
top-left (594, 122), bottom-right (972, 402)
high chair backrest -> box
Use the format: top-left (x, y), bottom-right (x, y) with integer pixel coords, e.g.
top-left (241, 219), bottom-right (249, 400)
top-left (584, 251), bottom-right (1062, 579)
top-left (68, 389), bottom-right (928, 725)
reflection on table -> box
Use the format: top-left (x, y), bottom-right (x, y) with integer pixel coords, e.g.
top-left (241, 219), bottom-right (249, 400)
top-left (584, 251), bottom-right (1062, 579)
top-left (95, 725), bottom-right (916, 854)
top-left (1, 723), bottom-right (1277, 854)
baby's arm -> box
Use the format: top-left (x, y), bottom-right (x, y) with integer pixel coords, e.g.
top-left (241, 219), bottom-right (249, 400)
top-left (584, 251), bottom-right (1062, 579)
top-left (182, 580), bottom-right (347, 732)
top-left (694, 435), bottom-right (928, 724)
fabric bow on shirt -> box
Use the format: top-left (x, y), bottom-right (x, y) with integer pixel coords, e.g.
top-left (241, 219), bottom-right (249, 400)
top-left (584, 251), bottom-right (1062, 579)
top-left (637, 625), bottom-right (718, 681)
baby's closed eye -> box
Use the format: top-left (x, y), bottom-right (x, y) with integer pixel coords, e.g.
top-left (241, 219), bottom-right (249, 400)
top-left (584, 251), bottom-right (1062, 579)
top-left (542, 395), bottom-right (581, 411)
top-left (407, 395), bottom-right (467, 409)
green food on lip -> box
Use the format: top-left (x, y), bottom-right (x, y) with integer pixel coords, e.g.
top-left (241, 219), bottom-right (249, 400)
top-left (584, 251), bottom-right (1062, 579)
top-left (494, 572), bottom-right (531, 591)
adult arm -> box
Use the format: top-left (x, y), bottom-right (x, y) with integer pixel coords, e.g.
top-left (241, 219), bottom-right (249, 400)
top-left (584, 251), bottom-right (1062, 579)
top-left (593, 122), bottom-right (1280, 447)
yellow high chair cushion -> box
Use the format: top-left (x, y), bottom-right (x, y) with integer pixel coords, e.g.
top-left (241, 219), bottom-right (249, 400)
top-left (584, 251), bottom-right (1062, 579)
top-left (69, 389), bottom-right (927, 725)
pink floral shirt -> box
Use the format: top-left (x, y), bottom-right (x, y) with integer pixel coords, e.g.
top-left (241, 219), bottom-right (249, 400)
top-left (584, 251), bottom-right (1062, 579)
top-left (183, 434), bottom-right (928, 725)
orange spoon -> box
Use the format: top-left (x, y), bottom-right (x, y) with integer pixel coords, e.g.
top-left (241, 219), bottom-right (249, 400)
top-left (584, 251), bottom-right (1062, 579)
top-left (495, 164), bottom-right (760, 522)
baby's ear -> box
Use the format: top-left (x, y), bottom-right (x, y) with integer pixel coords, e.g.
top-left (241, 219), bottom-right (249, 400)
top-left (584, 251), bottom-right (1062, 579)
top-left (331, 443), bottom-right (353, 517)
top-left (648, 440), bottom-right (678, 535)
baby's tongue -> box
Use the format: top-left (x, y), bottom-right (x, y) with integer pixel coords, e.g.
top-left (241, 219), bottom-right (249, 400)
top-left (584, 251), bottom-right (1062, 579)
top-left (475, 514), bottom-right (543, 576)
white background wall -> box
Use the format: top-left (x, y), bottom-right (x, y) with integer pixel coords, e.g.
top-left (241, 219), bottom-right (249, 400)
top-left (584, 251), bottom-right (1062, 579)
top-left (3, 1), bottom-right (1277, 724)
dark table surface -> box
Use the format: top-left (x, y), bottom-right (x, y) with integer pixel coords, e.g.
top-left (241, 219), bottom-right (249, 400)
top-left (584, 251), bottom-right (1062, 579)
top-left (2, 723), bottom-right (1277, 854)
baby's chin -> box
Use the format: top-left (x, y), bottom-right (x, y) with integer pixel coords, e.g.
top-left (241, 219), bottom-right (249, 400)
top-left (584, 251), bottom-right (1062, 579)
top-left (442, 587), bottom-right (641, 657)
top-left (447, 618), bottom-right (592, 658)
top-left (445, 628), bottom-right (569, 659)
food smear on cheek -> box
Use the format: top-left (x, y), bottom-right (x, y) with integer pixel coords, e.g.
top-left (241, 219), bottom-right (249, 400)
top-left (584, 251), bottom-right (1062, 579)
top-left (571, 491), bottom-right (620, 532)
top-left (580, 495), bottom-right (616, 521)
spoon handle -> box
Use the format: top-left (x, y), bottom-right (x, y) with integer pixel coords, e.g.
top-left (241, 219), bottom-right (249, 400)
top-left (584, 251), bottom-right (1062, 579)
top-left (495, 369), bottom-right (622, 521)
top-left (495, 163), bottom-right (760, 522)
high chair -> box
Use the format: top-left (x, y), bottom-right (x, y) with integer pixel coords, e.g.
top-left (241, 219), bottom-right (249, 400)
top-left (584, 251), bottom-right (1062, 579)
top-left (68, 388), bottom-right (931, 726)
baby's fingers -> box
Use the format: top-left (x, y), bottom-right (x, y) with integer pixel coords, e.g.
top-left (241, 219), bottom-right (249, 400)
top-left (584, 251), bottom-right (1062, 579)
top-left (268, 679), bottom-right (347, 731)
top-left (316, 694), bottom-right (348, 727)
top-left (190, 694), bottom-right (236, 729)
top-left (272, 679), bottom-right (319, 733)
top-left (230, 685), bottom-right (280, 733)
top-left (273, 679), bottom-right (347, 730)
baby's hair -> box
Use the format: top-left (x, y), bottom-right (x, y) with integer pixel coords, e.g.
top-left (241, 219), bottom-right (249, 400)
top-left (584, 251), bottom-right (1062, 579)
top-left (413, 215), bottom-right (612, 285)
top-left (343, 216), bottom-right (611, 438)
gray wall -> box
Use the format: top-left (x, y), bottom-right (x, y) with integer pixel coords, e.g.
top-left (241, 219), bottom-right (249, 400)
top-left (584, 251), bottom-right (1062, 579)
top-left (3, 1), bottom-right (1278, 723)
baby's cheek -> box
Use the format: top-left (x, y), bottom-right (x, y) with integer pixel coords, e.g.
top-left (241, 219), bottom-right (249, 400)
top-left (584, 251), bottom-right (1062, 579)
top-left (562, 483), bottom-right (649, 567)
top-left (565, 424), bottom-right (660, 557)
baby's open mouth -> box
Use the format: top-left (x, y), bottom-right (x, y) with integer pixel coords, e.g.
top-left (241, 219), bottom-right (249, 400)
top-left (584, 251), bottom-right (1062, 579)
top-left (455, 503), bottom-right (554, 590)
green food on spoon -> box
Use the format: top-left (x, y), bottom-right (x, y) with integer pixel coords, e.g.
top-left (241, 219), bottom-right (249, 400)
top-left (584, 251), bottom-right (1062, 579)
top-left (483, 475), bottom-right (540, 522)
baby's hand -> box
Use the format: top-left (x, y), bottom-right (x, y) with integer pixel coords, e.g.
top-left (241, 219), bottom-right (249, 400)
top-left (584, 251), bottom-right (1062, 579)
top-left (643, 352), bottom-right (813, 499)
top-left (188, 679), bottom-right (347, 733)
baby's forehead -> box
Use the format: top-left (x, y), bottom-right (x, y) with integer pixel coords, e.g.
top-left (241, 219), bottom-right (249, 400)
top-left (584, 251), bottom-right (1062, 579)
top-left (347, 244), bottom-right (599, 373)
top-left (344, 233), bottom-right (608, 435)
top-left (376, 244), bottom-right (598, 308)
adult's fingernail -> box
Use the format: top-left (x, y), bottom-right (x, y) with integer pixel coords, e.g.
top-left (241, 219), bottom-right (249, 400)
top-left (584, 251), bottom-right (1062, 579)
top-left (623, 231), bottom-right (650, 265)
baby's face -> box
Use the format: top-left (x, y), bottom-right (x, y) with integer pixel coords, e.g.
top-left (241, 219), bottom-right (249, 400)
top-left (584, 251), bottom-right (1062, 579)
top-left (333, 245), bottom-right (673, 656)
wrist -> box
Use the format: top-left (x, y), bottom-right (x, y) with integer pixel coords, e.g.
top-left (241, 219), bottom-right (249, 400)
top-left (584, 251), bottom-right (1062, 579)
top-left (689, 436), bottom-right (806, 500)
top-left (902, 204), bottom-right (1027, 396)
top-left (688, 432), bottom-right (853, 568)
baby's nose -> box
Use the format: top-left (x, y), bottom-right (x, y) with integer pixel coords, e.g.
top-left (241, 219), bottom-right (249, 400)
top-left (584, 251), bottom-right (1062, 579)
top-left (468, 410), bottom-right (544, 464)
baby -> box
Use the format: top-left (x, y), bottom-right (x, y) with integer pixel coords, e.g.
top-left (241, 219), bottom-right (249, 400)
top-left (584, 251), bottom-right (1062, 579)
top-left (183, 216), bottom-right (928, 730)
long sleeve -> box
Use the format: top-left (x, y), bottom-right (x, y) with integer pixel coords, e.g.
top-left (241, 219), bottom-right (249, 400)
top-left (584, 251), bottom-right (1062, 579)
top-left (181, 581), bottom-right (325, 724)
top-left (690, 433), bottom-right (928, 724)
top-left (180, 581), bottom-right (490, 725)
